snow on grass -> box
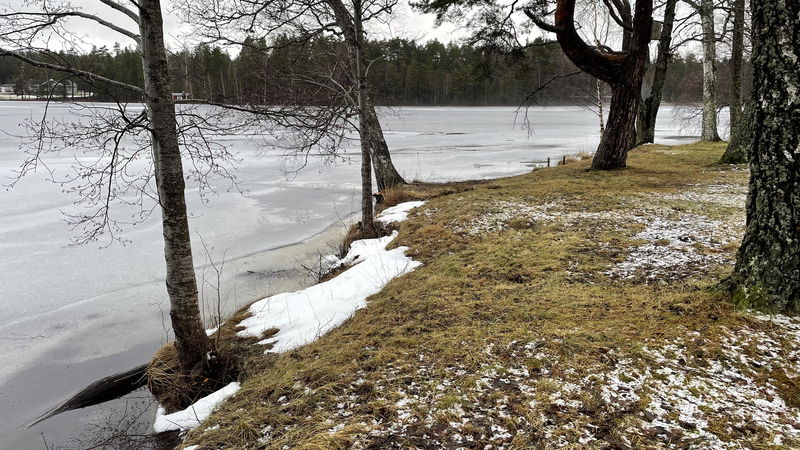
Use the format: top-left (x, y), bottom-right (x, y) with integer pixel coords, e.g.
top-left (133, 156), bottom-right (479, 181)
top-left (332, 323), bottom-right (800, 448)
top-left (376, 201), bottom-right (426, 224)
top-left (450, 201), bottom-right (556, 235)
top-left (660, 183), bottom-right (748, 208)
top-left (606, 213), bottom-right (741, 282)
top-left (153, 382), bottom-right (241, 433)
top-left (450, 200), bottom-right (652, 236)
top-left (237, 202), bottom-right (424, 353)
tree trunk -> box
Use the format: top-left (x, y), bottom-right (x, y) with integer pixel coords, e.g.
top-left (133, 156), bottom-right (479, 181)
top-left (593, 70), bottom-right (646, 169)
top-left (352, 1), bottom-right (376, 238)
top-left (719, 100), bottom-right (751, 164)
top-left (596, 78), bottom-right (605, 136)
top-left (139, 0), bottom-right (209, 370)
top-left (636, 0), bottom-right (676, 145)
top-left (728, 0), bottom-right (745, 130)
top-left (365, 103), bottom-right (406, 192)
top-left (729, 0), bottom-right (800, 312)
top-left (546, 0), bottom-right (653, 170)
top-left (699, 0), bottom-right (721, 142)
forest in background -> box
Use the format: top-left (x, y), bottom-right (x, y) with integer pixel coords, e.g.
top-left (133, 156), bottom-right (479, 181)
top-left (0, 37), bottom-right (750, 107)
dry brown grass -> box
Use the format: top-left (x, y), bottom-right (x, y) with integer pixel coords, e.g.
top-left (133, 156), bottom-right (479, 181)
top-left (177, 142), bottom-right (797, 449)
top-left (146, 343), bottom-right (193, 413)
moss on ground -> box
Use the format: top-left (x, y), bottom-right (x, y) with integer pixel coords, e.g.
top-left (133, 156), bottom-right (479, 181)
top-left (180, 143), bottom-right (800, 449)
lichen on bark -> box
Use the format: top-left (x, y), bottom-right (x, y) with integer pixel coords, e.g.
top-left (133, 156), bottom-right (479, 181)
top-left (729, 0), bottom-right (800, 313)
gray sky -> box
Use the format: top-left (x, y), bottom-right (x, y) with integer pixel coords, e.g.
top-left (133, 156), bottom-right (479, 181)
top-left (3, 0), bottom-right (463, 51)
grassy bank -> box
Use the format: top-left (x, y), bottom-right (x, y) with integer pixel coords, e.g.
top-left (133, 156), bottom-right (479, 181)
top-left (181, 142), bottom-right (800, 448)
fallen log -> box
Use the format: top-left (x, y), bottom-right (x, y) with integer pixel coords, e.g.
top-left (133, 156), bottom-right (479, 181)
top-left (29, 363), bottom-right (149, 427)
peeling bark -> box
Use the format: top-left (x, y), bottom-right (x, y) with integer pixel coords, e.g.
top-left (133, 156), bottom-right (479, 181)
top-left (139, 0), bottom-right (209, 369)
top-left (730, 0), bottom-right (800, 312)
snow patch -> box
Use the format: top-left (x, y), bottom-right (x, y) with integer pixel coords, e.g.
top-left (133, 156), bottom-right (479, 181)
top-left (377, 201), bottom-right (426, 224)
top-left (237, 231), bottom-right (421, 353)
top-left (153, 382), bottom-right (241, 433)
top-left (237, 201), bottom-right (426, 353)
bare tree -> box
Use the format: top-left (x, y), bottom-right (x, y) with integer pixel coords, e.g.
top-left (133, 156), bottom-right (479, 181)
top-left (184, 0), bottom-right (406, 238)
top-left (727, 0), bottom-right (799, 312)
top-left (685, 0), bottom-right (722, 141)
top-left (637, 0), bottom-right (677, 145)
top-left (726, 0), bottom-right (744, 128)
top-left (0, 0), bottom-right (212, 373)
top-left (526, 0), bottom-right (654, 169)
top-left (577, 0), bottom-right (614, 135)
top-left (718, 0), bottom-right (748, 163)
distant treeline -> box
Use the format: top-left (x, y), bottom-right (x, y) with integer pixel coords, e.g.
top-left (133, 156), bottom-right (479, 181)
top-left (0, 38), bottom-right (750, 106)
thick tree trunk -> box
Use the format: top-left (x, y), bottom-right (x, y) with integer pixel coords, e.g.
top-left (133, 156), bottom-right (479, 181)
top-left (728, 0), bottom-right (745, 130)
top-left (548, 0), bottom-right (653, 170)
top-left (719, 100), bottom-right (751, 164)
top-left (365, 103), bottom-right (406, 192)
top-left (729, 0), bottom-right (800, 312)
top-left (139, 0), bottom-right (209, 370)
top-left (636, 0), bottom-right (676, 145)
top-left (699, 0), bottom-right (721, 142)
top-left (593, 71), bottom-right (645, 169)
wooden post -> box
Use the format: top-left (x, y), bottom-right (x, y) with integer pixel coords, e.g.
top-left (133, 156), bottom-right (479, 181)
top-left (547, 157), bottom-right (551, 167)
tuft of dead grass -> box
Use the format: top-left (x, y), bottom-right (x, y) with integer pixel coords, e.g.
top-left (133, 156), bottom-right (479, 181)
top-left (146, 343), bottom-right (193, 413)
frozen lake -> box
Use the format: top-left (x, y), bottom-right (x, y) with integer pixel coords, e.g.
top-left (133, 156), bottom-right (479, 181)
top-left (0, 102), bottom-right (708, 444)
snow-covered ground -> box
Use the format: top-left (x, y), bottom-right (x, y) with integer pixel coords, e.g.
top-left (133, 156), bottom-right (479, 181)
top-left (0, 102), bottom-right (708, 441)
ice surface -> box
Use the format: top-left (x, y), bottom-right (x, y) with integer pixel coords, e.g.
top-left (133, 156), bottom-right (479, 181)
top-left (152, 381), bottom-right (241, 433)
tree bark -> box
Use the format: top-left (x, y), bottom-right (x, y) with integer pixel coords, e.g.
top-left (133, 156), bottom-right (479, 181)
top-left (728, 0), bottom-right (745, 130)
top-left (729, 0), bottom-right (800, 312)
top-left (719, 100), bottom-right (751, 164)
top-left (351, 0), bottom-right (376, 237)
top-left (139, 0), bottom-right (209, 370)
top-left (547, 0), bottom-right (653, 170)
top-left (699, 0), bottom-right (721, 141)
top-left (636, 0), bottom-right (677, 145)
top-left (593, 69), bottom-right (646, 169)
top-left (365, 102), bottom-right (406, 192)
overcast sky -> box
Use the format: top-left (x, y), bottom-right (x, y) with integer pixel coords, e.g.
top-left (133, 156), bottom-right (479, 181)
top-left (2, 0), bottom-right (464, 52)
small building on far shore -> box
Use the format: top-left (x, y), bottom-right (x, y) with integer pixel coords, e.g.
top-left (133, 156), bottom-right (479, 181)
top-left (172, 92), bottom-right (192, 101)
top-left (0, 83), bottom-right (16, 93)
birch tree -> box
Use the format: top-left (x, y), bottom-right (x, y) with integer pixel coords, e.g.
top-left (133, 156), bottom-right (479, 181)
top-left (728, 0), bottom-right (799, 312)
top-left (685, 0), bottom-right (722, 141)
top-left (0, 0), bottom-right (212, 373)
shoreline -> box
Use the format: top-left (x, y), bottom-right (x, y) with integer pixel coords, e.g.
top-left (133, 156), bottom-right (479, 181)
top-left (0, 214), bottom-right (357, 449)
